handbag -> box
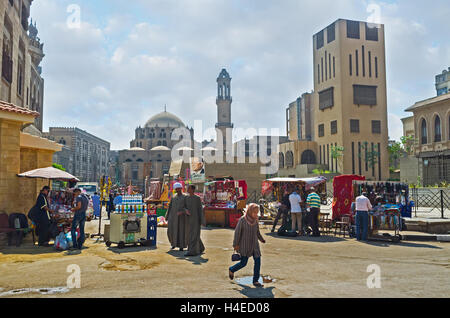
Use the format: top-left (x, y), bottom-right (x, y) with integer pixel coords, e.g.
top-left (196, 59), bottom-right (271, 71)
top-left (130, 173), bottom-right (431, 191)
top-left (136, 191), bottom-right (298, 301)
top-left (231, 251), bottom-right (241, 262)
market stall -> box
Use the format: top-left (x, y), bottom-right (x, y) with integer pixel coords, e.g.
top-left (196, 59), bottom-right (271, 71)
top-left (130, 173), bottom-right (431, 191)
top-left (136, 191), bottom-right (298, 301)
top-left (352, 180), bottom-right (407, 243)
top-left (261, 177), bottom-right (327, 206)
top-left (17, 167), bottom-right (85, 248)
top-left (332, 174), bottom-right (366, 221)
top-left (202, 179), bottom-right (247, 228)
top-left (144, 180), bottom-right (170, 219)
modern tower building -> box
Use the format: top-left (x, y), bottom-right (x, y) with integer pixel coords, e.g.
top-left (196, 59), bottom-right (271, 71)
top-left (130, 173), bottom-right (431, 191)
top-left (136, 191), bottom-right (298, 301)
top-left (312, 19), bottom-right (389, 180)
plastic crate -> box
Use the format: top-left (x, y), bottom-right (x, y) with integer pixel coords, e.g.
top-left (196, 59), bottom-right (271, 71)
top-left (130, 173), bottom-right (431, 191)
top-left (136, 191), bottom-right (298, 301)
top-left (147, 215), bottom-right (158, 245)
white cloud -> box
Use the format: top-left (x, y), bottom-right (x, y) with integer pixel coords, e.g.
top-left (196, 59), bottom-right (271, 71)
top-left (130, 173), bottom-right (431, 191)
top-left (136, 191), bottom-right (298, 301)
top-left (31, 0), bottom-right (450, 150)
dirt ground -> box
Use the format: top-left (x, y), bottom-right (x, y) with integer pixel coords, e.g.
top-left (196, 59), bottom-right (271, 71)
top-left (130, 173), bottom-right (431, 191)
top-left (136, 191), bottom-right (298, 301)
top-left (0, 219), bottom-right (449, 298)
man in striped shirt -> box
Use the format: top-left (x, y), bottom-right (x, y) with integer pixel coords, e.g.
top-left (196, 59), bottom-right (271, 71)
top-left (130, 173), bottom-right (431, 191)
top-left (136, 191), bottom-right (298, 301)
top-left (306, 187), bottom-right (321, 237)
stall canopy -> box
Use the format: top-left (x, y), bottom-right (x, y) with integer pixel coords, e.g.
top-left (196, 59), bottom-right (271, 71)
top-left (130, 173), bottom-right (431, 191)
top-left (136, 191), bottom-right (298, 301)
top-left (263, 176), bottom-right (327, 194)
top-left (18, 166), bottom-right (80, 182)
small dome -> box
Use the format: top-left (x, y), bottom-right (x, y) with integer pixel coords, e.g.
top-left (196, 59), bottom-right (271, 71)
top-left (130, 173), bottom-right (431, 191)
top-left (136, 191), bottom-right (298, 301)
top-left (129, 147), bottom-right (145, 151)
top-left (151, 146), bottom-right (171, 151)
top-left (145, 111), bottom-right (185, 128)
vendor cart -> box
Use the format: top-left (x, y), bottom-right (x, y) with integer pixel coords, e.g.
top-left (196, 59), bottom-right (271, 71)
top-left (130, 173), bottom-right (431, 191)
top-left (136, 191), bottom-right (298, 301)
top-left (202, 179), bottom-right (247, 228)
top-left (367, 207), bottom-right (402, 243)
top-left (106, 195), bottom-right (151, 248)
top-left (353, 180), bottom-right (407, 243)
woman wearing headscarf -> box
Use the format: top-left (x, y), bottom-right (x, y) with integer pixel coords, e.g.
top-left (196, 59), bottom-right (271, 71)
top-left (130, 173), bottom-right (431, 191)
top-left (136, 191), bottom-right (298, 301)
top-left (229, 203), bottom-right (266, 287)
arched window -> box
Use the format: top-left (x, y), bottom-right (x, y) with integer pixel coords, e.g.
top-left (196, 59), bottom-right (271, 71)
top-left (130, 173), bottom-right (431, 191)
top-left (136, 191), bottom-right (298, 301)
top-left (279, 153), bottom-right (285, 169)
top-left (421, 119), bottom-right (427, 144)
top-left (301, 150), bottom-right (316, 164)
top-left (157, 140), bottom-right (162, 146)
top-left (286, 151), bottom-right (294, 168)
top-left (162, 140), bottom-right (167, 146)
top-left (434, 115), bottom-right (441, 142)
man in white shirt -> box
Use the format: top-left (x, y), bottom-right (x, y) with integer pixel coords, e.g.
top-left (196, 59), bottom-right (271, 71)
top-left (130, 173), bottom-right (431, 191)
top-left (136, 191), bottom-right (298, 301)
top-left (289, 188), bottom-right (303, 235)
top-left (355, 192), bottom-right (372, 242)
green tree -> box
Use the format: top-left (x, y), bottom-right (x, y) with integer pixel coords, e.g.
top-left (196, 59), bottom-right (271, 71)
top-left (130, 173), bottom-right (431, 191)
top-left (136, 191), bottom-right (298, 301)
top-left (52, 163), bottom-right (66, 171)
top-left (330, 145), bottom-right (344, 173)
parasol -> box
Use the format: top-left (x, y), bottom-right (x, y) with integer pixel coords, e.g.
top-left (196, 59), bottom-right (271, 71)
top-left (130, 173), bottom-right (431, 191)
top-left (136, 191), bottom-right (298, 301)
top-left (17, 166), bottom-right (80, 182)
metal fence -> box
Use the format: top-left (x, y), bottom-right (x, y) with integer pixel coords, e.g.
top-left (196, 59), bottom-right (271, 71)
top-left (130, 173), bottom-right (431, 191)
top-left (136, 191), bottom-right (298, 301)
top-left (251, 187), bottom-right (450, 218)
top-left (410, 188), bottom-right (450, 218)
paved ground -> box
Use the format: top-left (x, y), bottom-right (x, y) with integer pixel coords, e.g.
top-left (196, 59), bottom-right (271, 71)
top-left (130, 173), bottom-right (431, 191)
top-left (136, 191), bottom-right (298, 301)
top-left (0, 217), bottom-right (449, 298)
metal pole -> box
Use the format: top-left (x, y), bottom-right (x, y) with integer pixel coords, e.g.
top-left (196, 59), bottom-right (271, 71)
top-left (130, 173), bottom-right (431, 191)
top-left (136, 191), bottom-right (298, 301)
top-left (441, 189), bottom-right (445, 219)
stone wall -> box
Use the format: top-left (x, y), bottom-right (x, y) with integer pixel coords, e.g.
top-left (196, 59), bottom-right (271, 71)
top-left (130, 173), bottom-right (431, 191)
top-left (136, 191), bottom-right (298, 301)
top-left (0, 119), bottom-right (21, 213)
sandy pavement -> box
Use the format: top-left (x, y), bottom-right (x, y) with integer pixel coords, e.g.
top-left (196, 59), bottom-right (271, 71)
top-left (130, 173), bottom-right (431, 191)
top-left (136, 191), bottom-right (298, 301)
top-left (0, 218), bottom-right (449, 298)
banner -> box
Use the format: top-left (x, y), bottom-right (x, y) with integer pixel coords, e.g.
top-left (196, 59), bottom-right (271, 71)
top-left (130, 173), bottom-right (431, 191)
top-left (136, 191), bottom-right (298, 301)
top-left (332, 175), bottom-right (365, 221)
top-left (190, 157), bottom-right (205, 183)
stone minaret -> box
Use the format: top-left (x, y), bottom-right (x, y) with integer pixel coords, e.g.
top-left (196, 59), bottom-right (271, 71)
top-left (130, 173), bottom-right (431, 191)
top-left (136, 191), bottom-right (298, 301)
top-left (215, 69), bottom-right (233, 151)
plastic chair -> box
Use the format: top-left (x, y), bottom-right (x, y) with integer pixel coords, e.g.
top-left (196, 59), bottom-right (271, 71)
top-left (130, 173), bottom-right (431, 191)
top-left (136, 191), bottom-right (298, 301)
top-left (334, 215), bottom-right (351, 237)
top-left (319, 213), bottom-right (332, 234)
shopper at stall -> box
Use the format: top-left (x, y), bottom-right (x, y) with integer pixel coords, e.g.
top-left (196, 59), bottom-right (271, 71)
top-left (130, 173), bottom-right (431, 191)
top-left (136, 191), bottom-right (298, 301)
top-left (33, 186), bottom-right (52, 247)
top-left (92, 192), bottom-right (101, 220)
top-left (107, 193), bottom-right (115, 220)
top-left (70, 188), bottom-right (89, 250)
top-left (185, 185), bottom-right (205, 257)
top-left (289, 187), bottom-right (303, 235)
top-left (229, 203), bottom-right (266, 287)
top-left (271, 187), bottom-right (291, 233)
top-left (165, 182), bottom-right (189, 252)
top-left (306, 187), bottom-right (321, 237)
top-left (355, 192), bottom-right (372, 242)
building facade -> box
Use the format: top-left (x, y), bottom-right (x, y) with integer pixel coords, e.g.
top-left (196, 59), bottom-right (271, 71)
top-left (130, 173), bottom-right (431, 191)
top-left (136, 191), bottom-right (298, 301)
top-left (436, 67), bottom-right (450, 96)
top-left (116, 110), bottom-right (194, 190)
top-left (286, 92), bottom-right (314, 141)
top-left (402, 93), bottom-right (450, 185)
top-left (312, 19), bottom-right (389, 180)
top-left (1, 0), bottom-right (44, 131)
top-left (44, 127), bottom-right (110, 182)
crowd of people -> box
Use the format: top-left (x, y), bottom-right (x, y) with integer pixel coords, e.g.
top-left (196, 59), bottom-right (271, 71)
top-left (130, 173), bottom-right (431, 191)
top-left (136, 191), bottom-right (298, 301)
top-left (28, 182), bottom-right (376, 289)
top-left (270, 186), bottom-right (323, 237)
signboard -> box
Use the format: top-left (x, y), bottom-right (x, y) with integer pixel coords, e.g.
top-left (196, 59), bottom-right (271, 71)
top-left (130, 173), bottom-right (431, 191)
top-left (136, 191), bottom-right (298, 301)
top-left (190, 157), bottom-right (205, 183)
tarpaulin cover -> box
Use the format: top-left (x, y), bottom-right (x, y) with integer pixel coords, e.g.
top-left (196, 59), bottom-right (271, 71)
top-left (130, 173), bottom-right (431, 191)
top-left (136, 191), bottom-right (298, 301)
top-left (332, 175), bottom-right (365, 221)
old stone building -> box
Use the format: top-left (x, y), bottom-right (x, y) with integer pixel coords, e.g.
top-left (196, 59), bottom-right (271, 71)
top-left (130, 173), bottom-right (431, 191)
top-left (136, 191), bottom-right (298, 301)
top-left (116, 110), bottom-right (194, 190)
top-left (401, 93), bottom-right (450, 185)
top-left (1, 0), bottom-right (44, 131)
top-left (44, 127), bottom-right (110, 182)
top-left (0, 101), bottom-right (61, 215)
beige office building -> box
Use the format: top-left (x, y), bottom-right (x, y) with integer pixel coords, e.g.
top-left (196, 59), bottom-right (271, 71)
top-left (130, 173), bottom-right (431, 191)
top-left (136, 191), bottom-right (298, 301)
top-left (312, 19), bottom-right (389, 180)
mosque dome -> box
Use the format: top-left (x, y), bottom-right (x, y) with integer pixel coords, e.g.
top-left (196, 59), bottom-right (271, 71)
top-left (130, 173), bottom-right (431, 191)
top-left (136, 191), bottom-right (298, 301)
top-left (145, 111), bottom-right (185, 128)
top-left (151, 146), bottom-right (171, 151)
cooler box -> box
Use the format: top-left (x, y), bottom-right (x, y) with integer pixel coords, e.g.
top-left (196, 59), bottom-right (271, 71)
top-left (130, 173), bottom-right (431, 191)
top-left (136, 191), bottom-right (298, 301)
top-left (229, 211), bottom-right (243, 229)
top-left (109, 213), bottom-right (147, 245)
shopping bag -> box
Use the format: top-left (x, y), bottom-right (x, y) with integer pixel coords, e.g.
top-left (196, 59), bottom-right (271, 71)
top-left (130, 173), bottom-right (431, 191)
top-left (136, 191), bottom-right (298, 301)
top-left (55, 233), bottom-right (68, 250)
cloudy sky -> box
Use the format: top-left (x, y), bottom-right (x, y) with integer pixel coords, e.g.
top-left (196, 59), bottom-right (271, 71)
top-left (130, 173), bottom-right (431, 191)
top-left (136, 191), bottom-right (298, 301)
top-left (31, 0), bottom-right (450, 150)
